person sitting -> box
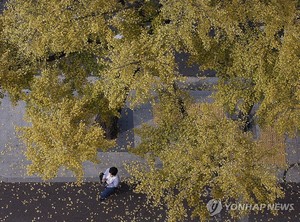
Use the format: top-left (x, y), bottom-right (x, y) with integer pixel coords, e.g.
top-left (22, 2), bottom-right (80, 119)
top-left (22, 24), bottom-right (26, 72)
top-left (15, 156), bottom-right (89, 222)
top-left (99, 167), bottom-right (120, 201)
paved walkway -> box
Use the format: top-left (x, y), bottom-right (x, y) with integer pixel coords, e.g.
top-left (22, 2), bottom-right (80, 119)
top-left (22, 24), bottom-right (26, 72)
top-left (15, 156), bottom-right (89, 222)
top-left (0, 93), bottom-right (144, 182)
top-left (0, 78), bottom-right (299, 184)
top-left (0, 79), bottom-right (217, 182)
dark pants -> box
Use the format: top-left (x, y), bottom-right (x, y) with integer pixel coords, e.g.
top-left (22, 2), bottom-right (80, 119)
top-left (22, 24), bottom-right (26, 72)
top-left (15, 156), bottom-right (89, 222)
top-left (100, 187), bottom-right (116, 199)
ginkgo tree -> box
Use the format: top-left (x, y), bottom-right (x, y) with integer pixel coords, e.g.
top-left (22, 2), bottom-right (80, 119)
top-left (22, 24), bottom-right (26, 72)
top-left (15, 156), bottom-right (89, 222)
top-left (18, 67), bottom-right (115, 181)
top-left (129, 102), bottom-right (284, 221)
top-left (155, 0), bottom-right (300, 135)
top-left (0, 0), bottom-right (299, 221)
top-left (0, 0), bottom-right (122, 180)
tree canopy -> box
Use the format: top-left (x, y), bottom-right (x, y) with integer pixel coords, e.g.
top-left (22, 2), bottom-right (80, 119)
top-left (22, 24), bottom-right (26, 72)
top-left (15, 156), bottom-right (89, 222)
top-left (129, 103), bottom-right (283, 221)
top-left (0, 0), bottom-right (299, 221)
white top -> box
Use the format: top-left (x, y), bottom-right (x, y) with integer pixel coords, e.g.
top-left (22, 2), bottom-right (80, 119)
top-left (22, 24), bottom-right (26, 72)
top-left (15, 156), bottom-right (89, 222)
top-left (103, 168), bottom-right (120, 188)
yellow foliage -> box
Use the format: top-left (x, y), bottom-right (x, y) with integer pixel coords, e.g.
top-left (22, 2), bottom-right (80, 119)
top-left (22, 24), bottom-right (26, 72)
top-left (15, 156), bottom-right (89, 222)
top-left (0, 0), bottom-right (298, 220)
top-left (131, 103), bottom-right (283, 221)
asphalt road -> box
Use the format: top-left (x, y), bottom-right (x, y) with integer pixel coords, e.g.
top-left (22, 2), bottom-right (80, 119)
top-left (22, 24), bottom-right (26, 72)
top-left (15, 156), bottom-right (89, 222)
top-left (0, 182), bottom-right (167, 222)
top-left (0, 182), bottom-right (299, 222)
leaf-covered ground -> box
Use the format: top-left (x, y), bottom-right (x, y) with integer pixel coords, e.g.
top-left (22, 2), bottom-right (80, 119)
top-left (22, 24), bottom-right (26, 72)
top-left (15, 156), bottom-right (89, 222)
top-left (0, 182), bottom-right (167, 222)
top-left (0, 182), bottom-right (299, 222)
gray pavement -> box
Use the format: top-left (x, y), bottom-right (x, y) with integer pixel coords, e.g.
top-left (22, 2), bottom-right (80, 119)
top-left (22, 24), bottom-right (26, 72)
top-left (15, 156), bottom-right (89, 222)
top-left (0, 94), bottom-right (145, 182)
top-left (175, 52), bottom-right (216, 77)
